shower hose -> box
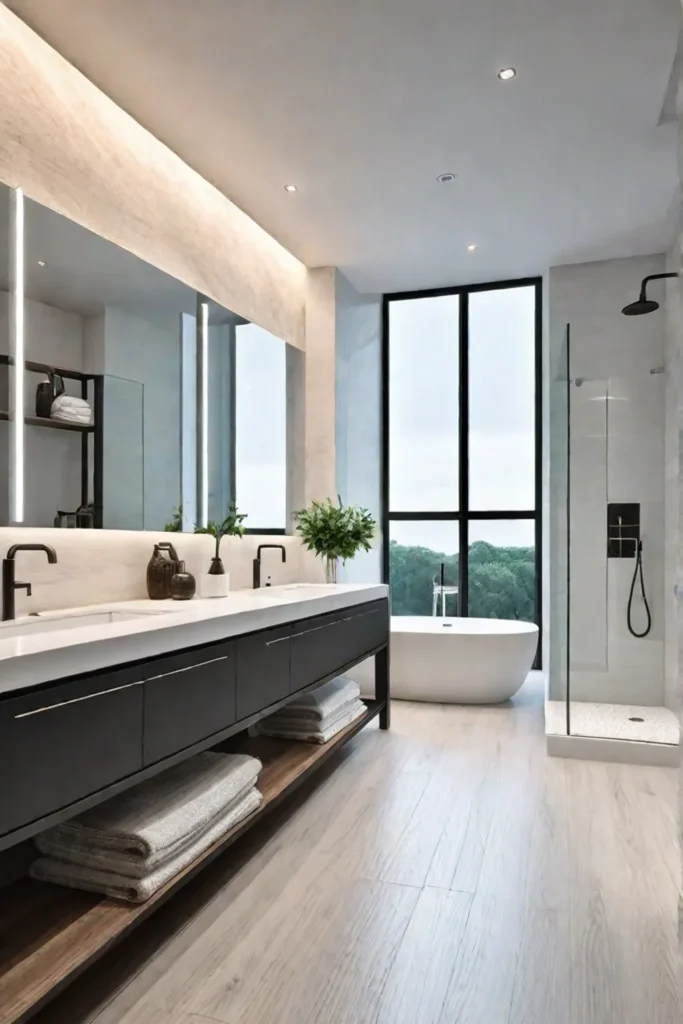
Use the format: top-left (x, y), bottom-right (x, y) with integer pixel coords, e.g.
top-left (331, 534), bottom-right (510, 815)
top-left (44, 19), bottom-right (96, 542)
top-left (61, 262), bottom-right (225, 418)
top-left (627, 540), bottom-right (652, 638)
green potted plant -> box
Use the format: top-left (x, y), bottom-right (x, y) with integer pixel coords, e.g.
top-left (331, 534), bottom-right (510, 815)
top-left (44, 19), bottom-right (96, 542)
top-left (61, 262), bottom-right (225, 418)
top-left (293, 496), bottom-right (376, 583)
top-left (194, 502), bottom-right (247, 597)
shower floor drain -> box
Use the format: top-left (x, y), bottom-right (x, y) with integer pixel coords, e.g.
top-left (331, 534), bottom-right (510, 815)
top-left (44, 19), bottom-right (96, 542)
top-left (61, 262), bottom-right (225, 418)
top-left (628, 716), bottom-right (645, 723)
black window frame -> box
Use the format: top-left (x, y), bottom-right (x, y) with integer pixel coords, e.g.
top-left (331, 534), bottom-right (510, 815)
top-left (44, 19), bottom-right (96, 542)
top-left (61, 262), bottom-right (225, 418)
top-left (381, 276), bottom-right (543, 669)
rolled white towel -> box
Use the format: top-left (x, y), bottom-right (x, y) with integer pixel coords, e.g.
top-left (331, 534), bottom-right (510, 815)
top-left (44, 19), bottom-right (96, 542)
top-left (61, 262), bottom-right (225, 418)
top-left (51, 409), bottom-right (92, 425)
top-left (52, 394), bottom-right (91, 411)
top-left (51, 395), bottom-right (92, 419)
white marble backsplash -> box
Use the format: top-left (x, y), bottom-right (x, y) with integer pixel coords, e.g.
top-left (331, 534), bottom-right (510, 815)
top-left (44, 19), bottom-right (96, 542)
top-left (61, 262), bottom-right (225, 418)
top-left (0, 528), bottom-right (324, 615)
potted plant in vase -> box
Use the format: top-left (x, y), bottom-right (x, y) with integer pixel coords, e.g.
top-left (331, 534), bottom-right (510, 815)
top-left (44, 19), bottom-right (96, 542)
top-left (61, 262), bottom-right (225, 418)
top-left (293, 496), bottom-right (375, 583)
top-left (194, 502), bottom-right (247, 597)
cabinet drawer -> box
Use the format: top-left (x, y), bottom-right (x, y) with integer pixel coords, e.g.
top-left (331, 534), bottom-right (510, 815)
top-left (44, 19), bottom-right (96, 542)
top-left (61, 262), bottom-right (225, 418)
top-left (289, 601), bottom-right (388, 695)
top-left (235, 624), bottom-right (291, 720)
top-left (342, 601), bottom-right (388, 662)
top-left (0, 667), bottom-right (144, 838)
top-left (143, 643), bottom-right (236, 766)
top-left (290, 612), bottom-right (345, 692)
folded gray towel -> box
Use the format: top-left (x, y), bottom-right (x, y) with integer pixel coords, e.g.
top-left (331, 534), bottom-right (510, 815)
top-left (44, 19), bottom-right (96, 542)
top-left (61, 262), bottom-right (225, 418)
top-left (256, 701), bottom-right (366, 744)
top-left (260, 698), bottom-right (364, 735)
top-left (31, 787), bottom-right (263, 903)
top-left (37, 752), bottom-right (261, 860)
top-left (277, 677), bottom-right (360, 720)
top-left (35, 776), bottom-right (259, 878)
top-left (267, 690), bottom-right (361, 724)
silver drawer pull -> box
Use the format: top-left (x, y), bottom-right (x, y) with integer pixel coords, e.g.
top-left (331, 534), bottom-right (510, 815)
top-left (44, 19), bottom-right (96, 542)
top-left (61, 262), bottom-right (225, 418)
top-left (15, 680), bottom-right (143, 719)
top-left (343, 608), bottom-right (379, 623)
top-left (266, 635), bottom-right (290, 646)
top-left (145, 655), bottom-right (228, 682)
top-left (291, 620), bottom-right (339, 640)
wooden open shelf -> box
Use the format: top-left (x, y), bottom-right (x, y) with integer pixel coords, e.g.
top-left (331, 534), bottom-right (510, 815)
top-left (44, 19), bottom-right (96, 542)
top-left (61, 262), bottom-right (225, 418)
top-left (0, 411), bottom-right (94, 434)
top-left (0, 701), bottom-right (382, 1024)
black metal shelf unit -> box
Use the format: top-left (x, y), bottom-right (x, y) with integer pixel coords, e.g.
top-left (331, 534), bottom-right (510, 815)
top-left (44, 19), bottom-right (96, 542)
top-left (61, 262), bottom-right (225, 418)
top-left (0, 355), bottom-right (104, 527)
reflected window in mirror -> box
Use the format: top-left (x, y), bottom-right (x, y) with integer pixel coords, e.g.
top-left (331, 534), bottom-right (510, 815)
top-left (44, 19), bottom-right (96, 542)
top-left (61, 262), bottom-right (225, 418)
top-left (235, 323), bottom-right (287, 531)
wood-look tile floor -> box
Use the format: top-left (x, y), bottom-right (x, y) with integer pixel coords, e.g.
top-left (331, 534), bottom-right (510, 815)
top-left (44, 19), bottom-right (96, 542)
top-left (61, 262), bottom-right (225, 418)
top-left (33, 677), bottom-right (682, 1024)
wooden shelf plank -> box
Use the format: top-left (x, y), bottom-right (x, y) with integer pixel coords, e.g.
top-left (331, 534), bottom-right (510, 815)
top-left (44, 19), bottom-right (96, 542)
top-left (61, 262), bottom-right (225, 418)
top-left (0, 701), bottom-right (382, 1024)
top-left (0, 412), bottom-right (94, 434)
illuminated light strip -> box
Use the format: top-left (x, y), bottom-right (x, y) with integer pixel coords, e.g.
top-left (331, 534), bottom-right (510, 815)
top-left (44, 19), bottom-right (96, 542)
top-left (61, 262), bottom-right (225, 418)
top-left (12, 188), bottom-right (25, 523)
top-left (200, 301), bottom-right (209, 527)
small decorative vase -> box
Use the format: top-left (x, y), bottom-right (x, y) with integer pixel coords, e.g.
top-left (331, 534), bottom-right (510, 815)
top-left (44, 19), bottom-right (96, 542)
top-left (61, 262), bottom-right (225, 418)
top-left (146, 542), bottom-right (180, 600)
top-left (35, 370), bottom-right (65, 418)
top-left (324, 555), bottom-right (338, 584)
top-left (201, 556), bottom-right (230, 598)
top-left (170, 561), bottom-right (196, 601)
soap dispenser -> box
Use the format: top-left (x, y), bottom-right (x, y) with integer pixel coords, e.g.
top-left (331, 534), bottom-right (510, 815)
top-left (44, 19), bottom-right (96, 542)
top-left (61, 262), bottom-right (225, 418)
top-left (146, 542), bottom-right (180, 600)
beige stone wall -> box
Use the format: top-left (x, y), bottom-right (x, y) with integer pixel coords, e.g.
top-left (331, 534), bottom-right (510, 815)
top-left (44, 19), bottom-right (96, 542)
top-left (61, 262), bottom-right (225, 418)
top-left (0, 527), bottom-right (322, 610)
top-left (0, 4), bottom-right (306, 350)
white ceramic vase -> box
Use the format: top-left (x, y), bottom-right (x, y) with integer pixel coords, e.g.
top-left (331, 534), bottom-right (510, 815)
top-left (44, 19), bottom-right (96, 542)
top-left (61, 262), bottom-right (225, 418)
top-left (201, 571), bottom-right (230, 598)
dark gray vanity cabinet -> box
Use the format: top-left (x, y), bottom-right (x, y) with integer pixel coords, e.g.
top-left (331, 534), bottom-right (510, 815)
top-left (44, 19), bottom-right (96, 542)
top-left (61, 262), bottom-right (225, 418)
top-left (235, 623), bottom-right (291, 719)
top-left (142, 642), bottom-right (236, 766)
top-left (0, 597), bottom-right (389, 850)
top-left (0, 666), bottom-right (144, 837)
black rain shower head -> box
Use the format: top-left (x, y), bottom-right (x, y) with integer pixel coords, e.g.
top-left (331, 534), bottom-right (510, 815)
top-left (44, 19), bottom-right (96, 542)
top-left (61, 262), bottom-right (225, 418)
top-left (622, 272), bottom-right (677, 316)
top-left (622, 297), bottom-right (660, 316)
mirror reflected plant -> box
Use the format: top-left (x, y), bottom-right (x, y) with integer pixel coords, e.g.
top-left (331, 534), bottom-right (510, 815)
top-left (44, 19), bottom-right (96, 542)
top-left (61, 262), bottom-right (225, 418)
top-left (164, 505), bottom-right (183, 532)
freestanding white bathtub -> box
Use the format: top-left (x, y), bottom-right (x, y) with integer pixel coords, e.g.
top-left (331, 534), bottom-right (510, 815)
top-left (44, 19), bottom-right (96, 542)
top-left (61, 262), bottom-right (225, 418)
top-left (391, 616), bottom-right (539, 704)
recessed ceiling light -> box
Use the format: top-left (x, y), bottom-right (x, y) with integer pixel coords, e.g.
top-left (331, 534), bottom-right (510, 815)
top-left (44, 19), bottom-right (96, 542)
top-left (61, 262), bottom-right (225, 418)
top-left (498, 67), bottom-right (516, 81)
top-left (467, 244), bottom-right (477, 252)
top-left (284, 184), bottom-right (298, 193)
top-left (37, 260), bottom-right (46, 267)
top-left (436, 172), bottom-right (457, 184)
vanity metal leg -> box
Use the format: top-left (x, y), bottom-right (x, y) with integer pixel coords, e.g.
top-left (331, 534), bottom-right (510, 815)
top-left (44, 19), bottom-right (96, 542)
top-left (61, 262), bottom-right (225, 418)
top-left (376, 645), bottom-right (390, 729)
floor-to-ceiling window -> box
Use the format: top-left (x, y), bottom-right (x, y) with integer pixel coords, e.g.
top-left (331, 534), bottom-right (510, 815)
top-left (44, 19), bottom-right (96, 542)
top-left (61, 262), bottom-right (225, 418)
top-left (382, 278), bottom-right (542, 658)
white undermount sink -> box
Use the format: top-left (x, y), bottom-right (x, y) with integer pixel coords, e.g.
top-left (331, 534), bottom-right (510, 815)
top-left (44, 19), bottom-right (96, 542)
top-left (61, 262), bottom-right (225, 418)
top-left (0, 609), bottom-right (173, 640)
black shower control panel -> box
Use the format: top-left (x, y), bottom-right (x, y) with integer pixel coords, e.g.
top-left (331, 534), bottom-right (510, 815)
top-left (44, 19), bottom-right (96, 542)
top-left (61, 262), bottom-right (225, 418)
top-left (607, 502), bottom-right (639, 558)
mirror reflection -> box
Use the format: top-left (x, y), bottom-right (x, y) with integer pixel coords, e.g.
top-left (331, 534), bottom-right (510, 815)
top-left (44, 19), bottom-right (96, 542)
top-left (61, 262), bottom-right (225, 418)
top-left (0, 190), bottom-right (293, 533)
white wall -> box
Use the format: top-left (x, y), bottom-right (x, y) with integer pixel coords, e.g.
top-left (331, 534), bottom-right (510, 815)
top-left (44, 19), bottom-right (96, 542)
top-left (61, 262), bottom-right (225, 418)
top-left (549, 253), bottom-right (667, 706)
top-left (335, 270), bottom-right (382, 583)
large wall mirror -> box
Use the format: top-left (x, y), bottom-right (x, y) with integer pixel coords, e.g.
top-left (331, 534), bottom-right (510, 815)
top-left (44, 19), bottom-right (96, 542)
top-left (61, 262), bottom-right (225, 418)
top-left (0, 186), bottom-right (299, 533)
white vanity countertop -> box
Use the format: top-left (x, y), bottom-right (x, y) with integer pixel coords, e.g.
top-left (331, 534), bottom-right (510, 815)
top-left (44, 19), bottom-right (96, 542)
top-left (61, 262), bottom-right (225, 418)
top-left (0, 583), bottom-right (388, 696)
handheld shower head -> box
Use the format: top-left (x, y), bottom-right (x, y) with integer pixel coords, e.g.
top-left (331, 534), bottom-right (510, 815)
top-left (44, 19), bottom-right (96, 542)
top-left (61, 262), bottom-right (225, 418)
top-left (622, 273), bottom-right (677, 316)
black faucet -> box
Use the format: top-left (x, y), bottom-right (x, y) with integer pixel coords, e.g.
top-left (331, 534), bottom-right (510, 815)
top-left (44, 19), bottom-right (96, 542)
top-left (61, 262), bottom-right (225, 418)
top-left (2, 544), bottom-right (58, 621)
top-left (253, 544), bottom-right (286, 589)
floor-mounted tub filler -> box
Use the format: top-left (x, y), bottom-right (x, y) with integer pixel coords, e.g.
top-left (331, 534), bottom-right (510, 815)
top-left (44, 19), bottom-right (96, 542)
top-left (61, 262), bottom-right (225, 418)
top-left (390, 616), bottom-right (539, 704)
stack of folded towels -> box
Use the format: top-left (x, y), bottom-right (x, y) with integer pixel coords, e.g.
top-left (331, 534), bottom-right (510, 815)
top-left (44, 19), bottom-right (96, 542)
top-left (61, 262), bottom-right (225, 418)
top-left (254, 676), bottom-right (366, 744)
top-left (30, 752), bottom-right (262, 903)
top-left (51, 394), bottom-right (92, 425)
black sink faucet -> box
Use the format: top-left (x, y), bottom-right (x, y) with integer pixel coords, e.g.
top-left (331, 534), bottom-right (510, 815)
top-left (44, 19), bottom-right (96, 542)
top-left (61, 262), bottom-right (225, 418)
top-left (2, 544), bottom-right (58, 621)
top-left (253, 544), bottom-right (286, 589)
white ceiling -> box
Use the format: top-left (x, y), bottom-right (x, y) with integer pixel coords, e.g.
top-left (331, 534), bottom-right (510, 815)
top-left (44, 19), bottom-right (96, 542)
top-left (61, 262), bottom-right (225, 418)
top-left (6, 0), bottom-right (681, 293)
